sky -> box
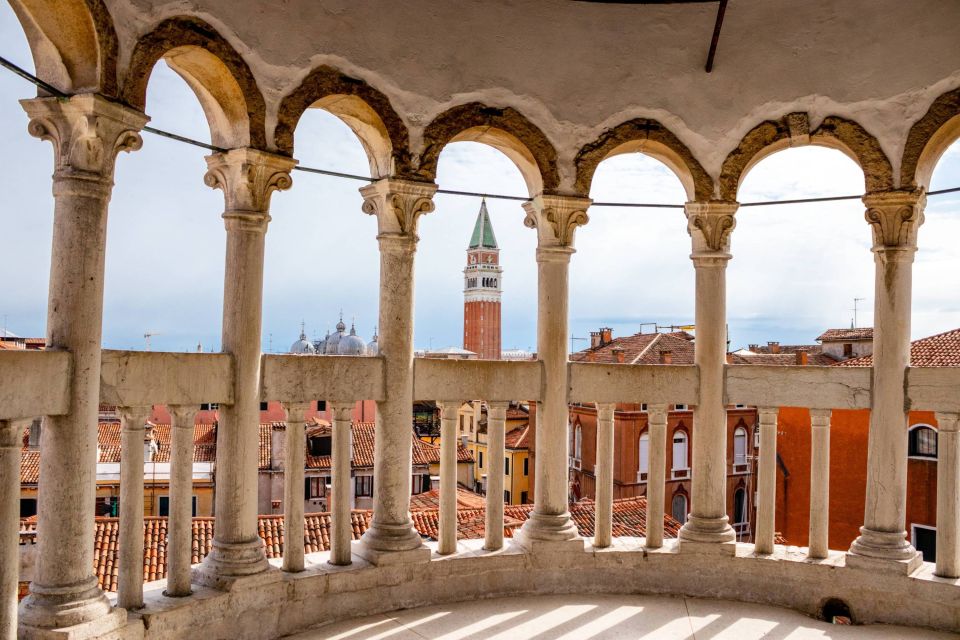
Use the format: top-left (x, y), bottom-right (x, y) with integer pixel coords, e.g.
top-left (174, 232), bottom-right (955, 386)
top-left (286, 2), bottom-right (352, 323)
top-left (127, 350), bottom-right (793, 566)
top-left (1, 5), bottom-right (958, 355)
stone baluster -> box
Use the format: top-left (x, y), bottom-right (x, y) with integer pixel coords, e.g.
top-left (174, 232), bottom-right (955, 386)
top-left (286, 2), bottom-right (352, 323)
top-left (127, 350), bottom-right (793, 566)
top-left (166, 405), bottom-right (197, 597)
top-left (118, 406), bottom-right (152, 610)
top-left (356, 179), bottom-right (437, 565)
top-left (196, 149), bottom-right (295, 585)
top-left (515, 195), bottom-right (590, 552)
top-left (807, 409), bottom-right (832, 560)
top-left (330, 402), bottom-right (354, 566)
top-left (755, 407), bottom-right (779, 555)
top-left (485, 402), bottom-right (508, 550)
top-left (0, 419), bottom-right (24, 640)
top-left (678, 201), bottom-right (738, 554)
top-left (645, 404), bottom-right (669, 549)
top-left (283, 402), bottom-right (310, 573)
top-left (848, 190), bottom-right (925, 575)
top-left (935, 412), bottom-right (959, 578)
top-left (438, 401), bottom-right (460, 555)
top-left (594, 403), bottom-right (616, 548)
top-left (18, 95), bottom-right (147, 634)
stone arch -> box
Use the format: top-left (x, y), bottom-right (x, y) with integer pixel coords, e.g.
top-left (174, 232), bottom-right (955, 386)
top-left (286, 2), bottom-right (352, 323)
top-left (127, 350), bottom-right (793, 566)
top-left (121, 16), bottom-right (267, 150)
top-left (8, 0), bottom-right (119, 97)
top-left (900, 86), bottom-right (960, 190)
top-left (417, 103), bottom-right (560, 196)
top-left (574, 118), bottom-right (713, 201)
top-left (274, 65), bottom-right (412, 178)
top-left (718, 113), bottom-right (894, 201)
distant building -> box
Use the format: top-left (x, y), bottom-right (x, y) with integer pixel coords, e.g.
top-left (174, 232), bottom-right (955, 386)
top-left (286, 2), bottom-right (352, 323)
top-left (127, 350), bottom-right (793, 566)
top-left (463, 199), bottom-right (502, 360)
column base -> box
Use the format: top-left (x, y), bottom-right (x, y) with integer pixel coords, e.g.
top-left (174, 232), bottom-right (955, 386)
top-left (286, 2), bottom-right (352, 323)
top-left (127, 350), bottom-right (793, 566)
top-left (18, 605), bottom-right (130, 640)
top-left (846, 527), bottom-right (923, 576)
top-left (18, 578), bottom-right (117, 633)
top-left (513, 511), bottom-right (583, 554)
top-left (355, 520), bottom-right (430, 566)
top-left (192, 537), bottom-right (269, 589)
top-left (678, 515), bottom-right (736, 555)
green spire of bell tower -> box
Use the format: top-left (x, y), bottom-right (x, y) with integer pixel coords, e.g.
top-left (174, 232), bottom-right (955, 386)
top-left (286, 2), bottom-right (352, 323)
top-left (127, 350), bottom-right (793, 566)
top-left (468, 198), bottom-right (498, 249)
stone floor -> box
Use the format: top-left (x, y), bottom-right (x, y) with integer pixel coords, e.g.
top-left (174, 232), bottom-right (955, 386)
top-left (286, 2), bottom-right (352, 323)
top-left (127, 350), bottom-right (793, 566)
top-left (286, 593), bottom-right (958, 639)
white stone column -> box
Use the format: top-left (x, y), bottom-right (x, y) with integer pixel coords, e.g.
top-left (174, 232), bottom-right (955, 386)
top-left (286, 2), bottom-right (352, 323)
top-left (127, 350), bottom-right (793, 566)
top-left (485, 402), bottom-right (508, 551)
top-left (515, 195), bottom-right (590, 552)
top-left (356, 179), bottom-right (437, 565)
top-left (118, 407), bottom-right (151, 610)
top-left (18, 95), bottom-right (146, 633)
top-left (283, 403), bottom-right (310, 573)
top-left (196, 149), bottom-right (295, 585)
top-left (330, 402), bottom-right (354, 566)
top-left (808, 409), bottom-right (832, 560)
top-left (646, 404), bottom-right (668, 549)
top-left (594, 403), bottom-right (616, 548)
top-left (0, 420), bottom-right (23, 640)
top-left (166, 406), bottom-right (197, 597)
top-left (935, 412), bottom-right (959, 578)
top-left (755, 407), bottom-right (778, 555)
top-left (679, 201), bottom-right (738, 554)
top-left (438, 401), bottom-right (459, 555)
top-left (848, 190), bottom-right (925, 575)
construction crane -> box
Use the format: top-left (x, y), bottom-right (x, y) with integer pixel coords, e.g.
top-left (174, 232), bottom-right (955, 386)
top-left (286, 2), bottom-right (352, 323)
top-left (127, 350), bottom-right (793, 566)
top-left (144, 332), bottom-right (160, 351)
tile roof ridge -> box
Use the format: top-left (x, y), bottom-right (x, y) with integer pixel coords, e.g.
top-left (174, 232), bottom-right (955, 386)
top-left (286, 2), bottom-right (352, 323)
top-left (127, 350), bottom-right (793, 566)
top-left (631, 333), bottom-right (661, 364)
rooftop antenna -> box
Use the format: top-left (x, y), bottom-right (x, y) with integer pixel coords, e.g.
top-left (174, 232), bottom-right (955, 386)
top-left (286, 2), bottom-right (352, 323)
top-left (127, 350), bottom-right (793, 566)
top-left (268, 333), bottom-right (273, 353)
top-left (852, 297), bottom-right (866, 328)
top-left (143, 332), bottom-right (160, 351)
top-left (571, 336), bottom-right (588, 352)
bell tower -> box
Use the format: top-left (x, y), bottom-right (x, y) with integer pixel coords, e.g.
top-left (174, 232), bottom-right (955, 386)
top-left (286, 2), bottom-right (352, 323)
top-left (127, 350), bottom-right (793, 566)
top-left (463, 199), bottom-right (502, 360)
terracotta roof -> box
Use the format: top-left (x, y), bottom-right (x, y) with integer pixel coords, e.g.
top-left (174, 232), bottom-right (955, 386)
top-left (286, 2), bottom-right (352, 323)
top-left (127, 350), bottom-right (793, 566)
top-left (505, 406), bottom-right (529, 420)
top-left (502, 497), bottom-right (683, 539)
top-left (504, 424), bottom-right (530, 450)
top-left (20, 450), bottom-right (39, 484)
top-left (93, 422), bottom-right (218, 464)
top-left (571, 331), bottom-right (695, 365)
top-left (408, 487), bottom-right (488, 510)
top-left (837, 327), bottom-right (960, 367)
top-left (727, 352), bottom-right (839, 366)
top-left (817, 328), bottom-right (874, 342)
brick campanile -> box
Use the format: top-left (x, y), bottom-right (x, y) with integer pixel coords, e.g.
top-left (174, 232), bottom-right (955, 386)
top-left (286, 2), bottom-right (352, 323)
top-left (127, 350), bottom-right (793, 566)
top-left (463, 199), bottom-right (502, 360)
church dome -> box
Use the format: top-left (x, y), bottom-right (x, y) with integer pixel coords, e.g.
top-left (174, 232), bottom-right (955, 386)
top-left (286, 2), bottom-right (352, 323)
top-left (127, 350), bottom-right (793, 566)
top-left (290, 326), bottom-right (316, 354)
top-left (338, 323), bottom-right (367, 355)
top-left (367, 329), bottom-right (379, 356)
top-left (324, 329), bottom-right (342, 354)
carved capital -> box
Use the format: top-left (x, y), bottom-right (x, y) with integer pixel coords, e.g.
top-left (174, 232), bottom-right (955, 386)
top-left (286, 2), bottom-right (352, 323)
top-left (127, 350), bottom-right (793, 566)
top-left (119, 406), bottom-right (151, 432)
top-left (204, 148), bottom-right (296, 220)
top-left (863, 190), bottom-right (926, 251)
top-left (21, 94), bottom-right (148, 184)
top-left (685, 201), bottom-right (739, 254)
top-left (360, 178), bottom-right (438, 238)
top-left (522, 194), bottom-right (591, 249)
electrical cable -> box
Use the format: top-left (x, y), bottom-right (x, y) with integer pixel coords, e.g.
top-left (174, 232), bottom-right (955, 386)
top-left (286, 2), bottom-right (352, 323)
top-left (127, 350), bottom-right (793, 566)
top-left (2, 54), bottom-right (958, 209)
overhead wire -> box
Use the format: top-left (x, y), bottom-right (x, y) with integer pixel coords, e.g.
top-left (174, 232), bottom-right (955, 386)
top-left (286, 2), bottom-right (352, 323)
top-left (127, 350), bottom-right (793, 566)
top-left (2, 53), bottom-right (958, 209)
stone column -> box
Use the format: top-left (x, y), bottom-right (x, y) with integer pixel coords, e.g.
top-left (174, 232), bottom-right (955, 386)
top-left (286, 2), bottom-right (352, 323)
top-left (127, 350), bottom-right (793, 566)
top-left (196, 149), bottom-right (295, 585)
top-left (594, 403), bottom-right (616, 548)
top-left (18, 95), bottom-right (147, 633)
top-left (0, 420), bottom-right (23, 640)
top-left (356, 179), bottom-right (437, 565)
top-left (679, 201), bottom-right (738, 554)
top-left (646, 404), bottom-right (668, 549)
top-left (755, 407), bottom-right (778, 555)
top-left (485, 402), bottom-right (508, 551)
top-left (166, 406), bottom-right (197, 597)
top-left (118, 407), bottom-right (151, 610)
top-left (935, 412), bottom-right (959, 578)
top-left (329, 402), bottom-right (354, 566)
top-left (438, 401), bottom-right (459, 555)
top-left (515, 195), bottom-right (590, 552)
top-left (848, 190), bottom-right (925, 575)
top-left (808, 409), bottom-right (832, 560)
top-left (283, 403), bottom-right (310, 573)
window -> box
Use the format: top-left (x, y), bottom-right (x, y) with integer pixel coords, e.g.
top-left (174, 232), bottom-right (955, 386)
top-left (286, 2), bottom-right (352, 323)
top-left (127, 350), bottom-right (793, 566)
top-left (504, 490), bottom-right (511, 504)
top-left (843, 343), bottom-right (853, 357)
top-left (520, 491), bottom-right (528, 504)
top-left (671, 493), bottom-right (688, 525)
top-left (305, 477), bottom-right (327, 499)
top-left (734, 427), bottom-right (748, 465)
top-left (909, 425), bottom-right (938, 459)
top-left (574, 425), bottom-right (582, 460)
top-left (355, 475), bottom-right (373, 497)
top-left (523, 457), bottom-right (529, 476)
top-left (317, 400), bottom-right (326, 412)
top-left (95, 496), bottom-right (119, 517)
top-left (479, 451), bottom-right (484, 468)
top-left (504, 457), bottom-right (510, 476)
top-left (672, 430), bottom-right (688, 470)
top-left (412, 474), bottom-right (430, 494)
top-left (309, 436), bottom-right (332, 457)
top-left (638, 432), bottom-right (649, 481)
top-left (159, 496), bottom-right (198, 517)
top-left (200, 403), bottom-right (218, 411)
top-left (913, 524), bottom-right (937, 562)
top-left (674, 404), bottom-right (687, 411)
top-left (20, 498), bottom-right (37, 518)
top-left (260, 401), bottom-right (268, 411)
top-left (640, 403), bottom-right (648, 412)
top-left (733, 488), bottom-right (747, 524)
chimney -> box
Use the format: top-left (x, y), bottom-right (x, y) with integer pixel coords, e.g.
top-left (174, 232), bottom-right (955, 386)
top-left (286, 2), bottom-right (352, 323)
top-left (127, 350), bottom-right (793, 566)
top-left (767, 341), bottom-right (781, 354)
top-left (660, 350), bottom-right (673, 365)
top-left (795, 350), bottom-right (809, 366)
top-left (589, 331), bottom-right (601, 349)
top-left (612, 347), bottom-right (625, 363)
top-left (28, 418), bottom-right (42, 450)
top-left (272, 424), bottom-right (287, 471)
top-left (601, 327), bottom-right (613, 345)
top-left (748, 344), bottom-right (760, 353)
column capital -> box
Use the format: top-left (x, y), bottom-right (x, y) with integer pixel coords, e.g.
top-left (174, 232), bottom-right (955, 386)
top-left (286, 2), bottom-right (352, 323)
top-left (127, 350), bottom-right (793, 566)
top-left (281, 402), bottom-right (312, 424)
top-left (119, 405), bottom-right (151, 430)
top-left (684, 200), bottom-right (738, 256)
top-left (935, 412), bottom-right (960, 433)
top-left (487, 401), bottom-right (510, 417)
top-left (646, 403), bottom-right (669, 423)
top-left (809, 408), bottom-right (832, 427)
top-left (0, 419), bottom-right (23, 449)
top-left (169, 405), bottom-right (197, 428)
top-left (597, 403), bottom-right (616, 421)
top-left (757, 406), bottom-right (779, 422)
top-left (204, 148), bottom-right (296, 224)
top-left (21, 94), bottom-right (148, 188)
top-left (863, 189), bottom-right (926, 252)
top-left (360, 178), bottom-right (438, 239)
top-left (523, 194), bottom-right (591, 249)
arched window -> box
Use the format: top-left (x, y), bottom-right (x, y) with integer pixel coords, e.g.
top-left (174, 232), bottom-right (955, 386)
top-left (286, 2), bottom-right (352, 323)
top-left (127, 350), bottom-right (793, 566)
top-left (733, 487), bottom-right (747, 524)
top-left (638, 432), bottom-right (649, 481)
top-left (672, 430), bottom-right (688, 470)
top-left (909, 425), bottom-right (938, 459)
top-left (671, 493), bottom-right (688, 524)
top-left (574, 424), bottom-right (583, 460)
top-left (734, 427), bottom-right (748, 466)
